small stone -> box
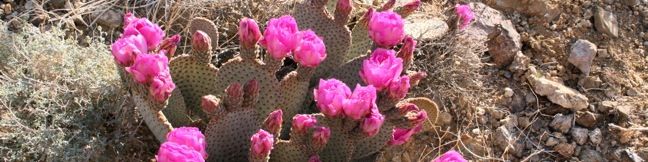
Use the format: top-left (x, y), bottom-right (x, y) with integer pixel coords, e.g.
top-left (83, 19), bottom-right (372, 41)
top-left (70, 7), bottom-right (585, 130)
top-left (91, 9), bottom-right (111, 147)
top-left (504, 87), bottom-right (514, 97)
top-left (580, 76), bottom-right (602, 89)
top-left (508, 51), bottom-right (530, 79)
top-left (569, 39), bottom-right (597, 75)
top-left (494, 126), bottom-right (514, 150)
top-left (554, 142), bottom-right (576, 157)
top-left (576, 111), bottom-right (600, 128)
top-left (594, 7), bottom-right (619, 37)
top-left (589, 128), bottom-right (602, 145)
top-left (627, 88), bottom-right (640, 96)
top-left (527, 70), bottom-right (589, 111)
top-left (570, 127), bottom-right (589, 145)
top-left (2, 3), bottom-right (11, 14)
top-left (518, 116), bottom-right (531, 128)
top-left (550, 114), bottom-right (573, 133)
top-left (580, 149), bottom-right (606, 162)
top-left (599, 101), bottom-right (617, 113)
top-left (546, 137), bottom-right (560, 146)
top-left (613, 148), bottom-right (645, 162)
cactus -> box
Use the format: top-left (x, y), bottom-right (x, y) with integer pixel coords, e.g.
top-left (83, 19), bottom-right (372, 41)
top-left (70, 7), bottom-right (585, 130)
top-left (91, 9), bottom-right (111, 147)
top-left (112, 0), bottom-right (439, 161)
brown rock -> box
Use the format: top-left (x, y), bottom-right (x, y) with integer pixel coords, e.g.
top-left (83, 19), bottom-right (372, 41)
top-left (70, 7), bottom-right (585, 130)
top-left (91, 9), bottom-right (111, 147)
top-left (508, 51), bottom-right (530, 79)
top-left (594, 7), bottom-right (619, 37)
top-left (550, 113), bottom-right (573, 133)
top-left (467, 3), bottom-right (522, 68)
top-left (576, 111), bottom-right (601, 128)
top-left (527, 68), bottom-right (589, 111)
top-left (569, 39), bottom-right (597, 75)
top-left (487, 0), bottom-right (560, 20)
top-left (580, 76), bottom-right (603, 89)
top-left (613, 148), bottom-right (645, 162)
top-left (589, 128), bottom-right (602, 145)
top-left (580, 149), bottom-right (606, 162)
top-left (553, 142), bottom-right (576, 157)
top-left (494, 126), bottom-right (514, 150)
top-left (570, 127), bottom-right (589, 145)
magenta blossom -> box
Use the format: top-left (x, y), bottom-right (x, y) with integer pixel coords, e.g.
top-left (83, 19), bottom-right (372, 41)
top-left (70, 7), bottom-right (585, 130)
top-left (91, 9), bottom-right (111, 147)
top-left (294, 30), bottom-right (327, 68)
top-left (455, 4), bottom-right (474, 30)
top-left (165, 127), bottom-right (207, 159)
top-left (156, 142), bottom-right (205, 162)
top-left (359, 48), bottom-right (403, 90)
top-left (433, 150), bottom-right (467, 162)
top-left (239, 18), bottom-right (262, 49)
top-left (259, 15), bottom-right (300, 60)
top-left (126, 52), bottom-right (169, 84)
top-left (387, 124), bottom-right (422, 146)
top-left (123, 12), bottom-right (137, 27)
top-left (342, 84), bottom-right (377, 120)
top-left (123, 16), bottom-right (165, 50)
top-left (312, 126), bottom-right (331, 149)
top-left (407, 110), bottom-right (428, 126)
top-left (149, 73), bottom-right (176, 102)
top-left (292, 114), bottom-right (318, 134)
top-left (387, 75), bottom-right (410, 100)
top-left (361, 107), bottom-right (384, 137)
top-left (313, 79), bottom-right (351, 118)
top-left (308, 155), bottom-right (322, 162)
top-left (368, 11), bottom-right (405, 48)
top-left (250, 129), bottom-right (274, 159)
top-left (159, 34), bottom-right (181, 58)
top-left (111, 34), bottom-right (147, 67)
top-left (264, 109), bottom-right (283, 135)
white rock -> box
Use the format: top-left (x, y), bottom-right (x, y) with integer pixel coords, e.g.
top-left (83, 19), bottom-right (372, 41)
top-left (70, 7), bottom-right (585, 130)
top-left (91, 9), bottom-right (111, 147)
top-left (569, 39), bottom-right (597, 75)
top-left (527, 71), bottom-right (589, 111)
top-left (589, 128), bottom-right (603, 145)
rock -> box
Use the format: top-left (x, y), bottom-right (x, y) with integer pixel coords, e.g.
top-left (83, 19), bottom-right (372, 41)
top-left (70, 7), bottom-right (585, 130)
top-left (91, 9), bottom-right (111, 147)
top-left (576, 111), bottom-right (600, 128)
top-left (404, 16), bottom-right (448, 40)
top-left (550, 113), bottom-right (573, 133)
top-left (2, 3), bottom-right (11, 14)
top-left (504, 87), bottom-right (514, 97)
top-left (467, 3), bottom-right (522, 68)
top-left (487, 0), bottom-right (560, 21)
top-left (569, 39), bottom-right (597, 75)
top-left (613, 148), bottom-right (645, 162)
top-left (580, 76), bottom-right (602, 89)
top-left (494, 126), bottom-right (514, 150)
top-left (508, 52), bottom-right (530, 79)
top-left (594, 7), bottom-right (619, 37)
top-left (627, 88), bottom-right (640, 96)
top-left (488, 25), bottom-right (521, 67)
top-left (546, 137), bottom-right (560, 146)
top-left (89, 9), bottom-right (124, 30)
top-left (589, 128), bottom-right (603, 145)
top-left (553, 142), bottom-right (576, 157)
top-left (599, 100), bottom-right (617, 113)
top-left (580, 149), bottom-right (606, 162)
top-left (527, 68), bottom-right (589, 111)
top-left (570, 127), bottom-right (589, 145)
top-left (624, 0), bottom-right (641, 6)
top-left (518, 116), bottom-right (531, 128)
top-left (609, 124), bottom-right (637, 144)
top-left (597, 49), bottom-right (610, 58)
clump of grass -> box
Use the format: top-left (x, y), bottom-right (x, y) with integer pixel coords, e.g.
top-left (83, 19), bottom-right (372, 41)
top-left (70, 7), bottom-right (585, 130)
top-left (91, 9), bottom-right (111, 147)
top-left (0, 21), bottom-right (122, 161)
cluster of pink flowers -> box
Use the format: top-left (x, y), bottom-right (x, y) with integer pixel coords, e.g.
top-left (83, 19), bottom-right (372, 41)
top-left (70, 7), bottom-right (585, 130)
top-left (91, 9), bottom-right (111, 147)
top-left (156, 127), bottom-right (208, 162)
top-left (250, 129), bottom-right (275, 159)
top-left (290, 114), bottom-right (332, 149)
top-left (433, 150), bottom-right (467, 162)
top-left (455, 4), bottom-right (474, 30)
top-left (359, 48), bottom-right (411, 100)
top-left (368, 10), bottom-right (405, 48)
top-left (259, 15), bottom-right (327, 67)
top-left (111, 13), bottom-right (178, 102)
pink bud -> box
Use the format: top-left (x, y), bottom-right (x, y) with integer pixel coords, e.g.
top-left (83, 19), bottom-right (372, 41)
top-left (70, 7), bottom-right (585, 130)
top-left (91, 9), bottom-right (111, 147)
top-left (397, 103), bottom-right (419, 114)
top-left (361, 107), bottom-right (384, 137)
top-left (165, 127), bottom-right (207, 159)
top-left (368, 11), bottom-right (405, 48)
top-left (239, 18), bottom-right (262, 49)
top-left (359, 48), bottom-right (403, 90)
top-left (314, 79), bottom-right (351, 118)
top-left (308, 155), bottom-right (322, 162)
top-left (126, 52), bottom-right (169, 84)
top-left (312, 126), bottom-right (331, 149)
top-left (201, 95), bottom-right (220, 114)
top-left (159, 35), bottom-right (181, 58)
top-left (259, 15), bottom-right (300, 60)
top-left (336, 0), bottom-right (352, 16)
top-left (406, 110), bottom-right (427, 126)
top-left (250, 129), bottom-right (274, 159)
top-left (397, 36), bottom-right (416, 62)
top-left (264, 109), bottom-right (283, 135)
top-left (408, 71), bottom-right (427, 86)
top-left (293, 30), bottom-right (327, 68)
top-left (149, 73), bottom-right (176, 102)
top-left (400, 0), bottom-right (421, 17)
top-left (123, 16), bottom-right (165, 50)
top-left (192, 31), bottom-right (211, 53)
top-left (379, 0), bottom-right (396, 11)
top-left (123, 12), bottom-right (137, 27)
top-left (387, 75), bottom-right (410, 100)
top-left (455, 4), bottom-right (474, 30)
top-left (387, 124), bottom-right (422, 146)
top-left (342, 84), bottom-right (377, 120)
top-left (111, 34), bottom-right (147, 67)
top-left (156, 142), bottom-right (205, 162)
top-left (292, 114), bottom-right (318, 134)
top-left (433, 150), bottom-right (467, 162)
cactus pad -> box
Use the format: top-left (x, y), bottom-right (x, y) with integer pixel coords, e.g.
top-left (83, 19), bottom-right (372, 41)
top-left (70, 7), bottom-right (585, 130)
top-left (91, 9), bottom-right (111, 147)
top-left (189, 17), bottom-right (219, 49)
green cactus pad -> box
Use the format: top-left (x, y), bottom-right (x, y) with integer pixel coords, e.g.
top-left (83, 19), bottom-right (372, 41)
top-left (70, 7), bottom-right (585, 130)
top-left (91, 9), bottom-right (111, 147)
top-left (351, 121), bottom-right (393, 160)
top-left (205, 109), bottom-right (261, 161)
top-left (161, 89), bottom-right (193, 126)
top-left (169, 55), bottom-right (219, 120)
top-left (331, 55), bottom-right (367, 88)
top-left (346, 23), bottom-right (373, 61)
top-left (189, 17), bottom-right (219, 49)
top-left (314, 115), bottom-right (357, 161)
top-left (277, 72), bottom-right (311, 137)
top-left (269, 141), bottom-right (310, 162)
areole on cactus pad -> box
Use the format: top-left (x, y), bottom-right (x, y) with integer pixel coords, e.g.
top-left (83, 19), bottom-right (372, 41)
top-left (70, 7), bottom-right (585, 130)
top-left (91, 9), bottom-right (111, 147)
top-left (111, 0), bottom-right (448, 161)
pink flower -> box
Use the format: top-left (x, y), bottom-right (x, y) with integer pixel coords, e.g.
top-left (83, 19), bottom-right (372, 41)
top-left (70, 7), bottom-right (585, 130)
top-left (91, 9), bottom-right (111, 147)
top-left (387, 75), bottom-right (410, 100)
top-left (455, 4), bottom-right (474, 30)
top-left (396, 36), bottom-right (416, 62)
top-left (200, 95), bottom-right (220, 114)
top-left (156, 142), bottom-right (205, 162)
top-left (192, 31), bottom-right (212, 53)
top-left (293, 30), bottom-right (327, 68)
top-left (342, 84), bottom-right (377, 120)
top-left (397, 103), bottom-right (420, 114)
top-left (264, 109), bottom-right (283, 135)
top-left (433, 150), bottom-right (467, 162)
top-left (239, 18), bottom-right (262, 49)
top-left (308, 155), bottom-right (322, 162)
top-left (259, 15), bottom-right (300, 60)
top-left (387, 124), bottom-right (422, 146)
top-left (149, 73), bottom-right (176, 102)
top-left (159, 34), bottom-right (181, 58)
top-left (311, 126), bottom-right (331, 149)
top-left (165, 127), bottom-right (207, 159)
top-left (368, 11), bottom-right (405, 48)
top-left (126, 52), bottom-right (169, 84)
top-left (250, 129), bottom-right (274, 159)
top-left (123, 16), bottom-right (165, 50)
top-left (313, 79), bottom-right (351, 118)
top-left (361, 107), bottom-right (384, 137)
top-left (406, 110), bottom-right (427, 126)
top-left (111, 34), bottom-right (147, 67)
top-left (359, 48), bottom-right (403, 90)
top-left (292, 114), bottom-right (318, 134)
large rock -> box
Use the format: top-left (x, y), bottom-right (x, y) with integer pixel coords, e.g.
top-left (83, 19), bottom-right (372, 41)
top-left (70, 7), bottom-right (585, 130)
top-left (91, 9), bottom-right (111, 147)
top-left (527, 69), bottom-right (589, 111)
top-left (569, 39), bottom-right (597, 75)
top-left (594, 7), bottom-right (619, 37)
top-left (487, 0), bottom-right (560, 20)
top-left (404, 15), bottom-right (448, 40)
top-left (467, 3), bottom-right (522, 68)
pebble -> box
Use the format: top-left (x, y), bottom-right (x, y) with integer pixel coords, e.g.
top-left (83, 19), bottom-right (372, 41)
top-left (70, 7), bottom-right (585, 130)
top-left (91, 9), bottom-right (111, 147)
top-left (504, 87), bottom-right (514, 97)
top-left (550, 113), bottom-right (574, 133)
top-left (570, 127), bottom-right (589, 145)
top-left (589, 128), bottom-right (603, 145)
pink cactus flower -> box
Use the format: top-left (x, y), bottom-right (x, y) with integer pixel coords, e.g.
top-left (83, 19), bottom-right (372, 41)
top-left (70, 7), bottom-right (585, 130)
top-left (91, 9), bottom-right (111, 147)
top-left (433, 150), bottom-right (467, 162)
top-left (126, 52), bottom-right (170, 84)
top-left (359, 48), bottom-right (403, 90)
top-left (361, 107), bottom-right (385, 137)
top-left (293, 30), bottom-right (327, 68)
top-left (159, 34), bottom-right (181, 58)
top-left (123, 12), bottom-right (137, 27)
top-left (149, 74), bottom-right (176, 102)
top-left (308, 155), bottom-right (322, 162)
top-left (165, 127), bottom-right (207, 159)
top-left (264, 109), bottom-right (283, 134)
top-left (111, 34), bottom-right (147, 67)
top-left (156, 142), bottom-right (205, 162)
top-left (387, 124), bottom-right (422, 146)
top-left (192, 31), bottom-right (212, 53)
top-left (312, 126), bottom-right (331, 148)
top-left (250, 129), bottom-right (275, 159)
top-left (239, 18), bottom-right (262, 49)
top-left (407, 110), bottom-right (427, 126)
top-left (397, 103), bottom-right (420, 114)
top-left (387, 75), bottom-right (410, 100)
top-left (123, 16), bottom-right (165, 50)
top-left (292, 114), bottom-right (318, 134)
top-left (368, 11), bottom-right (405, 48)
top-left (313, 79), bottom-right (351, 118)
top-left (342, 84), bottom-right (377, 120)
top-left (259, 15), bottom-right (300, 60)
top-left (455, 4), bottom-right (474, 30)
top-left (397, 36), bottom-right (416, 61)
